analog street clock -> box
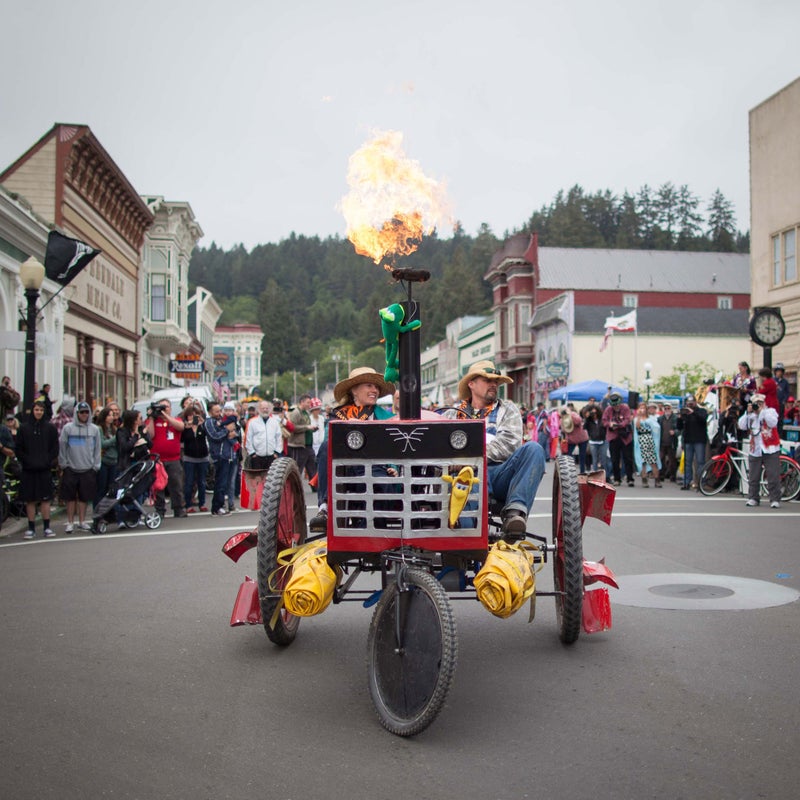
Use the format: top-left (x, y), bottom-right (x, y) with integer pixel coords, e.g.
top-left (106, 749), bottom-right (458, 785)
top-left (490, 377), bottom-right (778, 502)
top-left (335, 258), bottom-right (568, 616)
top-left (749, 307), bottom-right (785, 348)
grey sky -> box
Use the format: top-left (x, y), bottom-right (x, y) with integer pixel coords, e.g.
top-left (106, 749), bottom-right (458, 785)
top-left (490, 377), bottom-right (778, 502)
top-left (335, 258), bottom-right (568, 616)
top-left (2, 0), bottom-right (798, 250)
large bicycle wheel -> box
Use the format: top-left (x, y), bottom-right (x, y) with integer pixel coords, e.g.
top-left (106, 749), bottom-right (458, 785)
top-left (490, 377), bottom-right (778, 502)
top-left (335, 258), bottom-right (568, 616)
top-left (699, 457), bottom-right (733, 496)
top-left (256, 457), bottom-right (307, 646)
top-left (552, 455), bottom-right (584, 645)
top-left (367, 567), bottom-right (457, 737)
top-left (778, 456), bottom-right (800, 501)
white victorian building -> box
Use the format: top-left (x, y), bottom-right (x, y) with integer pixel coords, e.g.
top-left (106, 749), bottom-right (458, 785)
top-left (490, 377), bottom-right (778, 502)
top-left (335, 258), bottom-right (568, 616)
top-left (0, 184), bottom-right (66, 404)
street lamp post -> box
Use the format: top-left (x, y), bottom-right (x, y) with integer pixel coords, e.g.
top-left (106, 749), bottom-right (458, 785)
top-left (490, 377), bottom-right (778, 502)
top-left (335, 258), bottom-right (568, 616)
top-left (20, 257), bottom-right (45, 414)
top-left (643, 361), bottom-right (654, 403)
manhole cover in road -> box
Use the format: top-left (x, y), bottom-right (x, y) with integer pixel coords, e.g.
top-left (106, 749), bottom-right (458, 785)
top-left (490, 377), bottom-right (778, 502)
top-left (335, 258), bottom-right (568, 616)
top-left (614, 573), bottom-right (799, 610)
top-left (649, 583), bottom-right (735, 599)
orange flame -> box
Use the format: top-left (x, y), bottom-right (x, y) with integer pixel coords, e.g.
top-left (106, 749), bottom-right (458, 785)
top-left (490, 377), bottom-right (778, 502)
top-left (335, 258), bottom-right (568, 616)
top-left (340, 130), bottom-right (451, 267)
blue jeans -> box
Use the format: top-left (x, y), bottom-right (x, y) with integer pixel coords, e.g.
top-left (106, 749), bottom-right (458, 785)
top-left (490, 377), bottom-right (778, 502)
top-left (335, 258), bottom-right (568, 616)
top-left (487, 441), bottom-right (546, 514)
top-left (683, 441), bottom-right (707, 487)
top-left (572, 440), bottom-right (588, 474)
top-left (211, 458), bottom-right (232, 513)
top-left (183, 460), bottom-right (209, 508)
top-left (228, 458), bottom-right (240, 508)
top-left (587, 441), bottom-right (607, 474)
top-left (537, 430), bottom-right (550, 460)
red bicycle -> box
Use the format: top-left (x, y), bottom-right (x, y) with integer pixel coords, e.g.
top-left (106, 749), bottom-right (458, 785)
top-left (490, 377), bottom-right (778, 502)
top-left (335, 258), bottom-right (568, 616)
top-left (698, 444), bottom-right (800, 500)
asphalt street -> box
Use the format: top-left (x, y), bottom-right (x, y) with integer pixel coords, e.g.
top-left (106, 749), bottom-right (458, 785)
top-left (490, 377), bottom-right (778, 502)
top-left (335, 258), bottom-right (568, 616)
top-left (1, 480), bottom-right (798, 800)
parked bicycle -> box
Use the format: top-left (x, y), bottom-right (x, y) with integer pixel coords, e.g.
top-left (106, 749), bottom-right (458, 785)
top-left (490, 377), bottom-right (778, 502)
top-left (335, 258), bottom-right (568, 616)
top-left (699, 444), bottom-right (800, 500)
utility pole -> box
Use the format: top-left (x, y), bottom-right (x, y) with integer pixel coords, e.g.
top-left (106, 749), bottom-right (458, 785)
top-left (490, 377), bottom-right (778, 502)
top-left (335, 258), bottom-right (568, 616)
top-left (313, 360), bottom-right (319, 398)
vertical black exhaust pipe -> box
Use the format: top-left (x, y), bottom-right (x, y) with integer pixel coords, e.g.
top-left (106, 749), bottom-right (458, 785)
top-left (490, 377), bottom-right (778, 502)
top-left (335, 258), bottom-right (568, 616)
top-left (392, 268), bottom-right (430, 421)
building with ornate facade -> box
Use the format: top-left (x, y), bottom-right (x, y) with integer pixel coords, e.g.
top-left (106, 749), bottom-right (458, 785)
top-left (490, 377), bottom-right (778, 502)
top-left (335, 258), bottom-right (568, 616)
top-left (213, 324), bottom-right (264, 398)
top-left (1, 124), bottom-right (152, 408)
top-left (139, 196), bottom-right (204, 396)
top-left (749, 75), bottom-right (800, 394)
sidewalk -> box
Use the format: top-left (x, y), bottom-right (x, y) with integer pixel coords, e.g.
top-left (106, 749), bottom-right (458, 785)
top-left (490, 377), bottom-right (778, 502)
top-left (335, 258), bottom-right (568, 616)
top-left (1, 504), bottom-right (67, 542)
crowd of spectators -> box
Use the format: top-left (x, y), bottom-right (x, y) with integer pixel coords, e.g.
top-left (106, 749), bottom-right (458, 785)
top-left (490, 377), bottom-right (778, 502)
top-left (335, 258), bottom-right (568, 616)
top-left (0, 375), bottom-right (330, 539)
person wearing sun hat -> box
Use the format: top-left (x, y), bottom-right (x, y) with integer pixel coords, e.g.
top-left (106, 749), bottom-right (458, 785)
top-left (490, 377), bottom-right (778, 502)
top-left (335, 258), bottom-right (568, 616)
top-left (440, 359), bottom-right (546, 536)
top-left (308, 367), bottom-right (395, 532)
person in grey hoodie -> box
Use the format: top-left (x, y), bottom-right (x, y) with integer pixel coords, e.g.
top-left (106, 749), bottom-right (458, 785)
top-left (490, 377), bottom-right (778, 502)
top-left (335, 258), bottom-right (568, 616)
top-left (58, 401), bottom-right (101, 533)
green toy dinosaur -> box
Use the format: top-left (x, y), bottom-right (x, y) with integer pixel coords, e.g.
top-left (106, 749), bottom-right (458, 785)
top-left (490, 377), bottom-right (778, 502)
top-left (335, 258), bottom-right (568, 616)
top-left (379, 303), bottom-right (421, 382)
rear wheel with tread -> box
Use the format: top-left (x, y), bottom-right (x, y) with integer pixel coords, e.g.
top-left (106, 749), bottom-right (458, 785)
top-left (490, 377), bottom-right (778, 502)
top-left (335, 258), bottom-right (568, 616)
top-left (552, 455), bottom-right (584, 644)
top-left (367, 566), bottom-right (457, 736)
top-left (256, 457), bottom-right (306, 646)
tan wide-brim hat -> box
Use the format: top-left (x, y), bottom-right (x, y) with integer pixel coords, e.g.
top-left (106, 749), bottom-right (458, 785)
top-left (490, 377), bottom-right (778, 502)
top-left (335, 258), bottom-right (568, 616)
top-left (334, 367), bottom-right (395, 404)
top-left (457, 359), bottom-right (513, 400)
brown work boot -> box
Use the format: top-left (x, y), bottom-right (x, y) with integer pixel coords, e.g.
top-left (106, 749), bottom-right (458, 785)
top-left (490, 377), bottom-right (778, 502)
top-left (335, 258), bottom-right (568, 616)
top-left (501, 509), bottom-right (528, 537)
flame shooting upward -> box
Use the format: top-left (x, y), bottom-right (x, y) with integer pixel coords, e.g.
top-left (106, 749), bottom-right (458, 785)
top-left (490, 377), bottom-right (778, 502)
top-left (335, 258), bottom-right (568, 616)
top-left (340, 130), bottom-right (451, 267)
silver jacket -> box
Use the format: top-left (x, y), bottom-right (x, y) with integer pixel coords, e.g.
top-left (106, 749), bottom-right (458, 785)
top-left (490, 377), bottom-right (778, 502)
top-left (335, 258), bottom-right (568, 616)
top-left (441, 399), bottom-right (523, 463)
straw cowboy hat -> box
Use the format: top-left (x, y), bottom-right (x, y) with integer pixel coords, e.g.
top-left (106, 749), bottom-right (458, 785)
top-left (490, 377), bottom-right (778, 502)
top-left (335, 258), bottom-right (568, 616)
top-left (458, 360), bottom-right (513, 400)
top-left (334, 367), bottom-right (395, 404)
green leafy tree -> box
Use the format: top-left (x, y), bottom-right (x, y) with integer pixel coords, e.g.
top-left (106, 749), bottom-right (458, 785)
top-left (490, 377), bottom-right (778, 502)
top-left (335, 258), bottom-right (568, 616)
top-left (218, 295), bottom-right (259, 325)
top-left (651, 361), bottom-right (722, 398)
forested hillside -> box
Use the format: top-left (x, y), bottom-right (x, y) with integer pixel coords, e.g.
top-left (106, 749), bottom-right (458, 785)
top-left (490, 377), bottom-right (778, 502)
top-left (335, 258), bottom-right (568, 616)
top-left (189, 182), bottom-right (748, 391)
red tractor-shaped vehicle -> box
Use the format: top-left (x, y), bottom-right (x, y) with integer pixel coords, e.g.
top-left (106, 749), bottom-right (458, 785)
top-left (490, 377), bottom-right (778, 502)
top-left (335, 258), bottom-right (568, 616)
top-left (223, 269), bottom-right (618, 736)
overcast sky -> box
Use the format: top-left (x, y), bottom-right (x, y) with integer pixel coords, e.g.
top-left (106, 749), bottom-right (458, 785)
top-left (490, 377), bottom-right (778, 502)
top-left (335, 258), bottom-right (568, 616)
top-left (2, 0), bottom-right (798, 250)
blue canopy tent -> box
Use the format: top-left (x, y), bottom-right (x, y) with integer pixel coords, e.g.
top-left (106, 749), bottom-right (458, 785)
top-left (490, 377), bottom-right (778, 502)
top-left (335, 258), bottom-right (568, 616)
top-left (548, 380), bottom-right (630, 403)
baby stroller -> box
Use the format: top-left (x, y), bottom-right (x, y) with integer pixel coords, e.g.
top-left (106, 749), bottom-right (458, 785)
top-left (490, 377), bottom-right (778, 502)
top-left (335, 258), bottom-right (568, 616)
top-left (92, 456), bottom-right (163, 534)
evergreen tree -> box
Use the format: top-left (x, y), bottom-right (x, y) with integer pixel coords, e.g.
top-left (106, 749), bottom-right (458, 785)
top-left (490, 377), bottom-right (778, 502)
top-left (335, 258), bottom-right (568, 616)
top-left (707, 189), bottom-right (737, 252)
top-left (655, 182), bottom-right (679, 249)
top-left (675, 184), bottom-right (704, 250)
top-left (614, 192), bottom-right (641, 248)
top-left (636, 185), bottom-right (658, 249)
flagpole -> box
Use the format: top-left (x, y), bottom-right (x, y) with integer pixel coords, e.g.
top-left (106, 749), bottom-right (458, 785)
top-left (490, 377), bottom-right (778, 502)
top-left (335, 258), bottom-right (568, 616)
top-left (36, 283), bottom-right (68, 315)
top-left (608, 309), bottom-right (614, 385)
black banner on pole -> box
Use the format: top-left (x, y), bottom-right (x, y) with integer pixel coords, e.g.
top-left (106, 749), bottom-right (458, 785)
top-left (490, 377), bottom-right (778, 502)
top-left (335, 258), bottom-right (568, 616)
top-left (44, 230), bottom-right (101, 287)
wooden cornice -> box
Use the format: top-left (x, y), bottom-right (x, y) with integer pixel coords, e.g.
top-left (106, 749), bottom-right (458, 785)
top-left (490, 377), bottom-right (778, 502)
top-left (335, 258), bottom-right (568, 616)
top-left (59, 126), bottom-right (153, 249)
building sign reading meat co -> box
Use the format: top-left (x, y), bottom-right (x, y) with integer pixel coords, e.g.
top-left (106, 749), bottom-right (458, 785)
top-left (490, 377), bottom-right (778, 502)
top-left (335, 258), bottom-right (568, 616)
top-left (75, 254), bottom-right (137, 331)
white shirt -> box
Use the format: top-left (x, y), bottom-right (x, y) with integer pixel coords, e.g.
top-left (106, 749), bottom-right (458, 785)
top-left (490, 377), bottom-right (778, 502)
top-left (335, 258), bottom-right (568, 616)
top-left (245, 414), bottom-right (283, 457)
top-left (738, 407), bottom-right (780, 456)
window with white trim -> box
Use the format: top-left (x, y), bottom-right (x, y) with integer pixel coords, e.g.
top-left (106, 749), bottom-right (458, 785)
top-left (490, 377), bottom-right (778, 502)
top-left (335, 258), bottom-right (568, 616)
top-left (772, 226), bottom-right (798, 285)
top-left (717, 296), bottom-right (732, 309)
top-left (622, 294), bottom-right (638, 308)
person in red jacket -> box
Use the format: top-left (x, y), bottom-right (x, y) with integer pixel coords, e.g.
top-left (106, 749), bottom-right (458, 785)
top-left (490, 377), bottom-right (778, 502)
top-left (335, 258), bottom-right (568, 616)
top-left (145, 400), bottom-right (187, 518)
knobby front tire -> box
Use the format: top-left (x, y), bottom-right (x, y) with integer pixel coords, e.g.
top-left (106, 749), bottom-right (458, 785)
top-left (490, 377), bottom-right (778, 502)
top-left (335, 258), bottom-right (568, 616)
top-left (552, 455), bottom-right (584, 644)
top-left (256, 457), bottom-right (307, 646)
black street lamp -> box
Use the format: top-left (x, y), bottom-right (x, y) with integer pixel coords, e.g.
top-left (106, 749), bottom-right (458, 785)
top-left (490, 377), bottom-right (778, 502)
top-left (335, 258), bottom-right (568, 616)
top-left (19, 257), bottom-right (45, 414)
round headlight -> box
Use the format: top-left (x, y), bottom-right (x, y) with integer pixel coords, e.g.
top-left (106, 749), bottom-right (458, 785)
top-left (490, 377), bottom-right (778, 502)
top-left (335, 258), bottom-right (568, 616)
top-left (449, 429), bottom-right (468, 450)
top-left (346, 430), bottom-right (365, 450)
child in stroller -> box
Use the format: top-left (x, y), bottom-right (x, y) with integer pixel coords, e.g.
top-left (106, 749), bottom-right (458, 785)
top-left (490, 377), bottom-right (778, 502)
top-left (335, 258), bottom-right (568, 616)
top-left (92, 455), bottom-right (163, 534)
